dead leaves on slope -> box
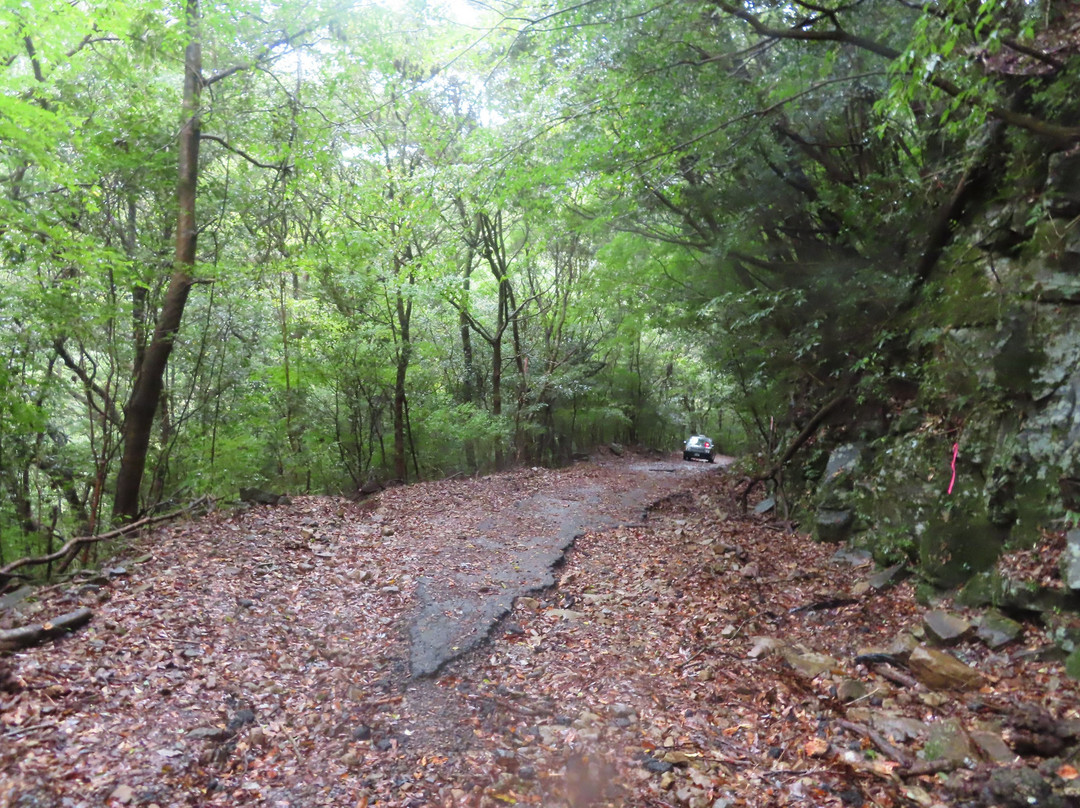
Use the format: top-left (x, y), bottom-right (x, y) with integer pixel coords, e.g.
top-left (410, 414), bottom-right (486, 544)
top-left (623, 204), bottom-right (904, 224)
top-left (3, 459), bottom-right (1080, 808)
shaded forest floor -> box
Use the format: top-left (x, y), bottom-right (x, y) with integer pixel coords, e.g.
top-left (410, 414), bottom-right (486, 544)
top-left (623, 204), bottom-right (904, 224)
top-left (2, 452), bottom-right (1079, 808)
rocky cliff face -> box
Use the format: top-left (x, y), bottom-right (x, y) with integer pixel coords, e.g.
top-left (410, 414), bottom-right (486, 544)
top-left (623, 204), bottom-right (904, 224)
top-left (810, 149), bottom-right (1080, 594)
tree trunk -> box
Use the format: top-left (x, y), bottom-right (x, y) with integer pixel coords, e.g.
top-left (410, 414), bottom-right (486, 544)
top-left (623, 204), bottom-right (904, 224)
top-left (508, 283), bottom-right (528, 462)
top-left (112, 5), bottom-right (201, 522)
top-left (392, 281), bottom-right (412, 483)
top-left (481, 212), bottom-right (510, 470)
top-left (492, 330), bottom-right (503, 469)
top-left (460, 258), bottom-right (478, 472)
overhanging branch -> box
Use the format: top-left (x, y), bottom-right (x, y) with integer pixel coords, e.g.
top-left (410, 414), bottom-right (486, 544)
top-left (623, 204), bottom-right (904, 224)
top-left (200, 134), bottom-right (290, 171)
top-left (710, 1), bottom-right (1080, 147)
top-left (204, 27), bottom-right (316, 86)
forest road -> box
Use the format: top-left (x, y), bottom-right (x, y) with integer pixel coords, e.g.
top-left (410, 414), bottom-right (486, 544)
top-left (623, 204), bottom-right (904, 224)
top-left (0, 448), bottom-right (738, 808)
top-left (404, 453), bottom-right (732, 679)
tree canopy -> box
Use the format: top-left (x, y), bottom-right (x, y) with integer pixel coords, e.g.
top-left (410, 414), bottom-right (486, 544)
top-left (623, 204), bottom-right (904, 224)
top-left (4, 0), bottom-right (1080, 577)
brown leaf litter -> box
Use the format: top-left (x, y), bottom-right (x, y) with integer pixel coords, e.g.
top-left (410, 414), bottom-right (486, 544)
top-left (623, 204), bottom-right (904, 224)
top-left (2, 452), bottom-right (1079, 808)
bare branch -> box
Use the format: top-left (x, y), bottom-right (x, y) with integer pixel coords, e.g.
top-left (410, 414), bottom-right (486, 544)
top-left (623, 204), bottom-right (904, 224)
top-left (204, 27), bottom-right (316, 87)
top-left (53, 338), bottom-right (123, 428)
top-left (199, 134), bottom-right (290, 171)
top-left (0, 497), bottom-right (211, 580)
top-left (23, 35), bottom-right (44, 82)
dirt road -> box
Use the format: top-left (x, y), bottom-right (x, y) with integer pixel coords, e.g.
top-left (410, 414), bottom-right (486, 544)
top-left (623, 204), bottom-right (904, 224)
top-left (10, 451), bottom-right (1066, 808)
top-left (0, 451), bottom-right (728, 807)
top-left (404, 453), bottom-right (725, 677)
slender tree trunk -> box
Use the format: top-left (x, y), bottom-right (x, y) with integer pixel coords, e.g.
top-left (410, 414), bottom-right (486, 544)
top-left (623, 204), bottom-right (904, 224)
top-left (459, 256), bottom-right (478, 472)
top-left (393, 351), bottom-right (409, 481)
top-left (279, 273), bottom-right (301, 454)
top-left (125, 197), bottom-right (150, 377)
top-left (508, 283), bottom-right (528, 462)
top-left (491, 333), bottom-right (503, 469)
top-left (405, 395), bottom-right (420, 480)
top-left (112, 3), bottom-right (201, 521)
top-left (392, 281), bottom-right (412, 482)
top-left (479, 211), bottom-right (514, 469)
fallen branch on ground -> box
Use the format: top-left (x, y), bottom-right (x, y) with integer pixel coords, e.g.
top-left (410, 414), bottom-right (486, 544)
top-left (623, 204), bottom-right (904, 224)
top-left (871, 663), bottom-right (923, 690)
top-left (0, 607), bottom-right (93, 651)
top-left (0, 496), bottom-right (210, 583)
top-left (789, 596), bottom-right (858, 613)
top-left (835, 718), bottom-right (912, 768)
top-left (900, 758), bottom-right (962, 777)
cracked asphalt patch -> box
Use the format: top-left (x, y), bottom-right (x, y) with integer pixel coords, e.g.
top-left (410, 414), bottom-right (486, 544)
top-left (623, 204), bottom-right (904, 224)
top-left (403, 455), bottom-right (728, 678)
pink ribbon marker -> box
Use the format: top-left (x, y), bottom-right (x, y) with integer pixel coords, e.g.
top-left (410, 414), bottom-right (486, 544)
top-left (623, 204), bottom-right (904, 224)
top-left (947, 442), bottom-right (959, 494)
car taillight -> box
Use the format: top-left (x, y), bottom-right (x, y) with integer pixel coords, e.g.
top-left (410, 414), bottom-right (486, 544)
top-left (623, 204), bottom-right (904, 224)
top-left (704, 442), bottom-right (711, 448)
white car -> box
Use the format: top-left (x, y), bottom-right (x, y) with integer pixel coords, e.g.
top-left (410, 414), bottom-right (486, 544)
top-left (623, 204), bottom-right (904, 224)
top-left (683, 435), bottom-right (716, 463)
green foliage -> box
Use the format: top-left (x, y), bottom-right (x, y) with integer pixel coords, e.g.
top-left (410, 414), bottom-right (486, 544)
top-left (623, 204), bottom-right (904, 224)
top-left (3, 0), bottom-right (1078, 576)
top-left (1066, 649), bottom-right (1080, 681)
top-left (414, 403), bottom-right (508, 473)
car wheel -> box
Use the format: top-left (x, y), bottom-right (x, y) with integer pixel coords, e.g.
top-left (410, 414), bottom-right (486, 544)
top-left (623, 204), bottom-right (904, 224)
top-left (708, 455), bottom-right (715, 464)
top-left (683, 453), bottom-right (691, 461)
